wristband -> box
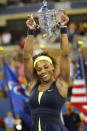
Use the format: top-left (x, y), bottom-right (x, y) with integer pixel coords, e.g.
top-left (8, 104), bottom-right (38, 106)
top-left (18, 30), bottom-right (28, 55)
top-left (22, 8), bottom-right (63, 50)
top-left (27, 29), bottom-right (36, 35)
top-left (60, 26), bottom-right (67, 34)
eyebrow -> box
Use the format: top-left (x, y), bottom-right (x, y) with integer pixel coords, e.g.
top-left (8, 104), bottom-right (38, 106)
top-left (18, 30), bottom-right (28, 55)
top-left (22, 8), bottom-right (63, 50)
top-left (37, 63), bottom-right (49, 68)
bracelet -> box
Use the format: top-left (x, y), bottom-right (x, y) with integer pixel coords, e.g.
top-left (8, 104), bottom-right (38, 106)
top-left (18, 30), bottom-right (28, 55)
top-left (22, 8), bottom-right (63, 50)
top-left (60, 26), bottom-right (67, 34)
top-left (27, 29), bottom-right (36, 35)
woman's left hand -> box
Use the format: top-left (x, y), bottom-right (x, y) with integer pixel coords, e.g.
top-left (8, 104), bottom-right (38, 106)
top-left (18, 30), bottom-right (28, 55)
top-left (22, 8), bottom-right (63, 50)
top-left (60, 9), bottom-right (69, 26)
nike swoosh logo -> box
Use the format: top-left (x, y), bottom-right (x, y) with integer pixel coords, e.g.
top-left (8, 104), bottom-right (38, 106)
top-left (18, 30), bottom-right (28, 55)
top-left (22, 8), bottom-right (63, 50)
top-left (48, 89), bottom-right (54, 92)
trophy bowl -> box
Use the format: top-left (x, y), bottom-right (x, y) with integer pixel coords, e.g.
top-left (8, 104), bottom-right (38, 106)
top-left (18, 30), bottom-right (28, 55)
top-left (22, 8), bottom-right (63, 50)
top-left (33, 0), bottom-right (62, 37)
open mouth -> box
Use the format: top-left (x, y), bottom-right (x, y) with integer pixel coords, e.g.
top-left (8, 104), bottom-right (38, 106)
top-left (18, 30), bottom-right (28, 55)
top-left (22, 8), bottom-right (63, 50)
top-left (43, 74), bottom-right (48, 78)
top-left (41, 74), bottom-right (48, 78)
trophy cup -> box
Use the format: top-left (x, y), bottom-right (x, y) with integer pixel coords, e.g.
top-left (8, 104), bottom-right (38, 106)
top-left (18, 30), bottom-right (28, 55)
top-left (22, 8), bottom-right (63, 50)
top-left (33, 0), bottom-right (62, 37)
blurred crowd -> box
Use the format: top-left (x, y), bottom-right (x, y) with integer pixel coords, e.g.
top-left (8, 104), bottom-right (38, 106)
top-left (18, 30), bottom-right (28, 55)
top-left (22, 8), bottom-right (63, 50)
top-left (0, 0), bottom-right (64, 8)
top-left (0, 49), bottom-right (26, 97)
top-left (0, 0), bottom-right (82, 8)
top-left (0, 21), bottom-right (87, 46)
top-left (0, 111), bottom-right (32, 131)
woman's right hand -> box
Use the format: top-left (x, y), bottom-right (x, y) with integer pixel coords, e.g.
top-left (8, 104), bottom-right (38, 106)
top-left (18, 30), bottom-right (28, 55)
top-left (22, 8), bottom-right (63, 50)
top-left (26, 15), bottom-right (36, 30)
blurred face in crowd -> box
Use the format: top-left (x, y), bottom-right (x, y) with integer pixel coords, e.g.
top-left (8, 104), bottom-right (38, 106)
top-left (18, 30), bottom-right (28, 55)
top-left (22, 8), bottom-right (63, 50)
top-left (15, 114), bottom-right (20, 119)
top-left (68, 22), bottom-right (77, 31)
top-left (66, 101), bottom-right (73, 112)
top-left (7, 112), bottom-right (13, 117)
top-left (36, 60), bottom-right (54, 83)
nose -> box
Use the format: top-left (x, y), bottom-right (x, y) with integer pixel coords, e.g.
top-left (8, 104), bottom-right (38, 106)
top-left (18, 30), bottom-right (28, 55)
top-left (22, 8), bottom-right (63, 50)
top-left (41, 68), bottom-right (46, 74)
top-left (39, 68), bottom-right (47, 76)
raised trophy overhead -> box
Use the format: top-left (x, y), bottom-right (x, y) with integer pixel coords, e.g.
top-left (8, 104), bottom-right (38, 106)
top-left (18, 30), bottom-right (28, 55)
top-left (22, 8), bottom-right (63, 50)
top-left (33, 0), bottom-right (63, 37)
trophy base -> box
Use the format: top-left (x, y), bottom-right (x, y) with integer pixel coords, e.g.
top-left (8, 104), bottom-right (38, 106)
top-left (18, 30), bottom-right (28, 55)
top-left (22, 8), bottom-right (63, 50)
top-left (43, 31), bottom-right (57, 37)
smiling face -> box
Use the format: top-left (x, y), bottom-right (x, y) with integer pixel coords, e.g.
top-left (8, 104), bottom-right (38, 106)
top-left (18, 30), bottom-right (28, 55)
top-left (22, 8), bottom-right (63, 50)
top-left (35, 60), bottom-right (54, 83)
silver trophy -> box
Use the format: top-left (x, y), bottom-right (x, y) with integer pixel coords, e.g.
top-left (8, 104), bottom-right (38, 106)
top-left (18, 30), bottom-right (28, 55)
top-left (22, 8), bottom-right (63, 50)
top-left (33, 0), bottom-right (62, 37)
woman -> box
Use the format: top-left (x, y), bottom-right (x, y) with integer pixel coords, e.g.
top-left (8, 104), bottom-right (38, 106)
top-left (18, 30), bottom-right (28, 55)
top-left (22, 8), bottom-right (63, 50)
top-left (24, 10), bottom-right (70, 131)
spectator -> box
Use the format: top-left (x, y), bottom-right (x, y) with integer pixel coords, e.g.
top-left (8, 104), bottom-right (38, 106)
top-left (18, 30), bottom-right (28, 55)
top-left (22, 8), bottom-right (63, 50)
top-left (0, 118), bottom-right (5, 131)
top-left (78, 23), bottom-right (85, 36)
top-left (68, 22), bottom-right (78, 44)
top-left (14, 115), bottom-right (22, 131)
top-left (19, 36), bottom-right (25, 50)
top-left (14, 114), bottom-right (31, 131)
top-left (82, 31), bottom-right (87, 42)
top-left (18, 0), bottom-right (24, 7)
top-left (4, 112), bottom-right (15, 131)
top-left (1, 31), bottom-right (12, 45)
top-left (63, 100), bottom-right (82, 131)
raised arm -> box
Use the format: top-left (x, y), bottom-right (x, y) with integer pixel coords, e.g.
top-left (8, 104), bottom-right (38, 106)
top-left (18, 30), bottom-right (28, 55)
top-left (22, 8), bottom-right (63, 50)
top-left (58, 10), bottom-right (70, 83)
top-left (60, 11), bottom-right (70, 83)
top-left (56, 10), bottom-right (70, 98)
top-left (24, 16), bottom-right (36, 82)
top-left (60, 30), bottom-right (70, 83)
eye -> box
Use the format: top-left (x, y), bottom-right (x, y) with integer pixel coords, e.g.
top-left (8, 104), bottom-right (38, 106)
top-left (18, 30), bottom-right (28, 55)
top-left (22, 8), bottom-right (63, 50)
top-left (44, 65), bottom-right (49, 69)
top-left (37, 68), bottom-right (41, 72)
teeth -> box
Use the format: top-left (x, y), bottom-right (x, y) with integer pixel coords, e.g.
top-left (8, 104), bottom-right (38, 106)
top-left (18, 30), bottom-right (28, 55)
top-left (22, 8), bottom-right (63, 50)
top-left (42, 74), bottom-right (48, 78)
